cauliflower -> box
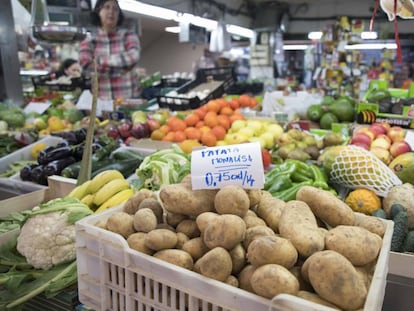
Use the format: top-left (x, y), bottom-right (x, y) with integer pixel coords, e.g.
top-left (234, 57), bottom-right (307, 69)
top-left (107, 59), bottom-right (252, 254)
top-left (15, 197), bottom-right (93, 270)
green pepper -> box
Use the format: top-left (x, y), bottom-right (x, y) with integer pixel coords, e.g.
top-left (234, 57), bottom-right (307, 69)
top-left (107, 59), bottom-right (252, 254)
top-left (47, 107), bottom-right (64, 119)
top-left (264, 161), bottom-right (297, 189)
top-left (267, 174), bottom-right (293, 194)
top-left (273, 180), bottom-right (314, 202)
top-left (309, 164), bottom-right (330, 190)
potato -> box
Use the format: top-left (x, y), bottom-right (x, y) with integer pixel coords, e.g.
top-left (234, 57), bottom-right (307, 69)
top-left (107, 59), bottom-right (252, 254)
top-left (247, 236), bottom-right (298, 269)
top-left (229, 244), bottom-right (246, 275)
top-left (250, 264), bottom-right (299, 299)
top-left (225, 275), bottom-right (239, 287)
top-left (256, 196), bottom-right (286, 232)
top-left (279, 200), bottom-right (325, 258)
top-left (133, 208), bottom-right (157, 232)
top-left (175, 232), bottom-right (189, 249)
top-left (245, 189), bottom-right (262, 208)
top-left (289, 266), bottom-right (313, 292)
top-left (182, 237), bottom-right (209, 261)
top-left (296, 186), bottom-right (355, 227)
top-left (243, 225), bottom-right (275, 249)
top-left (305, 250), bottom-right (367, 310)
top-left (297, 291), bottom-right (340, 309)
top-left (196, 212), bottom-right (220, 233)
top-left (355, 266), bottom-right (372, 290)
top-left (214, 185), bottom-right (250, 217)
top-left (127, 232), bottom-right (154, 255)
top-left (325, 225), bottom-right (382, 266)
top-left (159, 183), bottom-right (217, 217)
top-left (138, 197), bottom-right (164, 223)
top-left (95, 219), bottom-right (107, 229)
top-left (354, 215), bottom-right (386, 238)
top-left (203, 214), bottom-right (246, 250)
top-left (106, 212), bottom-right (135, 238)
top-left (145, 229), bottom-right (178, 251)
top-left (243, 212), bottom-right (267, 228)
top-left (238, 265), bottom-right (256, 292)
top-left (166, 212), bottom-right (187, 227)
top-left (176, 219), bottom-right (201, 239)
top-left (153, 249), bottom-right (194, 270)
top-left (196, 247), bottom-right (233, 282)
top-left (124, 189), bottom-right (156, 214)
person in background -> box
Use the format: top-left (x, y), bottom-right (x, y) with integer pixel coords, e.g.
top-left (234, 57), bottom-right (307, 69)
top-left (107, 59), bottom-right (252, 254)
top-left (79, 0), bottom-right (140, 100)
top-left (54, 58), bottom-right (82, 78)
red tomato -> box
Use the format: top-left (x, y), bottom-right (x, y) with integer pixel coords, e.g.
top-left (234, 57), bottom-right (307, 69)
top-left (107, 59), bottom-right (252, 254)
top-left (261, 148), bottom-right (272, 169)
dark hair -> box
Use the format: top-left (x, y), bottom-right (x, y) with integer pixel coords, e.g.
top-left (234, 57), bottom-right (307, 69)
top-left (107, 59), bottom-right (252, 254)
top-left (91, 0), bottom-right (124, 27)
top-left (59, 58), bottom-right (78, 72)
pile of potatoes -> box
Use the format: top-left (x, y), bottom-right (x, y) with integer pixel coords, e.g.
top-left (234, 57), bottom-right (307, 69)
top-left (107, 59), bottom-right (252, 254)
top-left (96, 175), bottom-right (388, 311)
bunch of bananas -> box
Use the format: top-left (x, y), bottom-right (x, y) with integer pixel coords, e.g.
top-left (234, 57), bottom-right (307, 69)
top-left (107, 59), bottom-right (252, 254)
top-left (67, 170), bottom-right (135, 212)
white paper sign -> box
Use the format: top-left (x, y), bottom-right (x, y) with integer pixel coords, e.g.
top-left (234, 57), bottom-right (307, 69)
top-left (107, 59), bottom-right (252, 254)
top-left (75, 90), bottom-right (114, 117)
top-left (24, 102), bottom-right (51, 114)
top-left (190, 142), bottom-right (265, 190)
top-left (405, 129), bottom-right (414, 149)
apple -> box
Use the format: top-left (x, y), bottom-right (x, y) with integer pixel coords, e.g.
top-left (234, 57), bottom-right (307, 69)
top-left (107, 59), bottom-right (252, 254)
top-left (230, 120), bottom-right (247, 133)
top-left (350, 132), bottom-right (372, 146)
top-left (117, 120), bottom-right (132, 138)
top-left (259, 132), bottom-right (276, 149)
top-left (246, 120), bottom-right (263, 135)
top-left (377, 122), bottom-right (391, 133)
top-left (355, 127), bottom-right (376, 141)
top-left (351, 142), bottom-right (370, 150)
top-left (248, 136), bottom-right (266, 148)
top-left (266, 123), bottom-right (284, 141)
top-left (107, 127), bottom-right (120, 140)
top-left (370, 146), bottom-right (392, 164)
top-left (130, 122), bottom-right (151, 139)
top-left (387, 126), bottom-right (406, 143)
top-left (390, 141), bottom-right (411, 157)
top-left (146, 117), bottom-right (161, 132)
top-left (238, 127), bottom-right (255, 139)
top-left (224, 133), bottom-right (248, 145)
top-left (371, 135), bottom-right (391, 149)
top-left (369, 123), bottom-right (387, 137)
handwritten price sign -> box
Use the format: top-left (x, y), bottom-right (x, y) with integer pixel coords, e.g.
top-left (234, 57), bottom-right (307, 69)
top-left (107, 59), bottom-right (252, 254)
top-left (191, 142), bottom-right (265, 190)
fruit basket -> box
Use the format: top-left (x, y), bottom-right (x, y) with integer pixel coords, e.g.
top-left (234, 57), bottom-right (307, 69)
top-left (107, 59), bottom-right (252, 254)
top-left (75, 205), bottom-right (393, 311)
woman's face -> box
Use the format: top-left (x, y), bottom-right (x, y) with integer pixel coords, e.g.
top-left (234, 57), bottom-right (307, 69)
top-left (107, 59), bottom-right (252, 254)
top-left (65, 62), bottom-right (82, 77)
top-left (99, 0), bottom-right (120, 31)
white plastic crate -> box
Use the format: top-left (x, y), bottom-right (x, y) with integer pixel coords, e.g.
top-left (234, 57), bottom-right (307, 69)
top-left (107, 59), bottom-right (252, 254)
top-left (75, 206), bottom-right (393, 311)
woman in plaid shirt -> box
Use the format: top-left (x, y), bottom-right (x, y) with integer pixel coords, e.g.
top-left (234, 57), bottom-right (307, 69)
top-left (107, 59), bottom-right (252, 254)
top-left (79, 0), bottom-right (140, 99)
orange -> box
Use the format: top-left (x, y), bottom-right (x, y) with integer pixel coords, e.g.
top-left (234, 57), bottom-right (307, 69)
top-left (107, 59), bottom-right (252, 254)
top-left (229, 113), bottom-right (245, 124)
top-left (238, 94), bottom-right (252, 108)
top-left (204, 111), bottom-right (219, 128)
top-left (195, 120), bottom-right (205, 128)
top-left (162, 131), bottom-right (175, 142)
top-left (199, 125), bottom-right (212, 134)
top-left (229, 99), bottom-right (240, 110)
top-left (159, 124), bottom-right (170, 133)
top-left (179, 139), bottom-right (202, 154)
top-left (184, 113), bottom-right (200, 127)
top-left (184, 127), bottom-right (201, 140)
top-left (173, 130), bottom-right (187, 142)
top-left (211, 125), bottom-right (226, 141)
top-left (250, 97), bottom-right (259, 108)
top-left (200, 131), bottom-right (217, 147)
top-left (217, 114), bottom-right (231, 130)
top-left (195, 106), bottom-right (207, 119)
top-left (206, 100), bottom-right (221, 113)
top-left (167, 116), bottom-right (187, 132)
top-left (216, 98), bottom-right (229, 109)
top-left (219, 106), bottom-right (234, 116)
top-left (150, 129), bottom-right (165, 140)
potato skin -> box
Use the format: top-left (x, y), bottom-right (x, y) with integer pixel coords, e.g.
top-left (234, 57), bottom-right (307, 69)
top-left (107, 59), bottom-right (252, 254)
top-left (256, 196), bottom-right (286, 232)
top-left (250, 264), bottom-right (299, 299)
top-left (229, 244), bottom-right (247, 275)
top-left (106, 212), bottom-right (135, 238)
top-left (195, 212), bottom-right (220, 233)
top-left (214, 185), bottom-right (250, 217)
top-left (133, 208), bottom-right (157, 232)
top-left (325, 225), bottom-right (382, 266)
top-left (182, 237), bottom-right (209, 261)
top-left (203, 214), bottom-right (246, 250)
top-left (296, 186), bottom-right (355, 227)
top-left (238, 265), bottom-right (256, 292)
top-left (127, 232), bottom-right (154, 255)
top-left (297, 291), bottom-right (340, 309)
top-left (145, 229), bottom-right (178, 251)
top-left (279, 200), bottom-right (325, 258)
top-left (153, 249), bottom-right (194, 270)
top-left (196, 247), bottom-right (233, 282)
top-left (305, 250), bottom-right (367, 310)
top-left (176, 219), bottom-right (201, 239)
top-left (243, 226), bottom-right (275, 249)
top-left (247, 236), bottom-right (298, 269)
top-left (124, 189), bottom-right (156, 215)
top-left (354, 215), bottom-right (386, 238)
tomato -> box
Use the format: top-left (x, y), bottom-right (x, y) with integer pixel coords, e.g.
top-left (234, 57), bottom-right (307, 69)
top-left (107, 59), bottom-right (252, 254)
top-left (261, 148), bottom-right (272, 169)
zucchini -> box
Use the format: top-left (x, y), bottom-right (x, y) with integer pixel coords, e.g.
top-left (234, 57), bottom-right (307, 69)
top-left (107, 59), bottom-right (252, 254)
top-left (390, 203), bottom-right (405, 220)
top-left (402, 231), bottom-right (414, 253)
top-left (391, 211), bottom-right (409, 252)
top-left (372, 208), bottom-right (387, 219)
top-left (91, 158), bottom-right (142, 179)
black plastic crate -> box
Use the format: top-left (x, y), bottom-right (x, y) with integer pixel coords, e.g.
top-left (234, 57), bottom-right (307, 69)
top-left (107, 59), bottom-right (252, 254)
top-left (157, 67), bottom-right (235, 111)
top-left (32, 74), bottom-right (91, 91)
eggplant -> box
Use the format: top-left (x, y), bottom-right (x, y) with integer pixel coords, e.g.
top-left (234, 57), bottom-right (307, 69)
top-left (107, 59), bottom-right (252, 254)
top-left (43, 157), bottom-right (77, 177)
top-left (30, 165), bottom-right (48, 185)
top-left (37, 146), bottom-right (74, 165)
top-left (52, 131), bottom-right (79, 145)
top-left (74, 128), bottom-right (87, 143)
top-left (20, 163), bottom-right (39, 181)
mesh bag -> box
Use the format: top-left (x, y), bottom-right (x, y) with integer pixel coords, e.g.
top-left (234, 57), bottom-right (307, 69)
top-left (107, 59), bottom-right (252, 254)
top-left (330, 145), bottom-right (402, 197)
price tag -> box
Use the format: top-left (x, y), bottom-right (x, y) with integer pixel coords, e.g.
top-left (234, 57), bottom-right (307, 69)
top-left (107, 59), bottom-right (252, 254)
top-left (24, 102), bottom-right (51, 114)
top-left (190, 142), bottom-right (265, 190)
top-left (405, 129), bottom-right (414, 149)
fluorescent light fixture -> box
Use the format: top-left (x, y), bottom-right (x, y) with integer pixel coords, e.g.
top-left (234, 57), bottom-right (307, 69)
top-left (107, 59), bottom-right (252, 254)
top-left (119, 0), bottom-right (177, 20)
top-left (345, 43), bottom-right (397, 50)
top-left (165, 26), bottom-right (180, 33)
top-left (226, 25), bottom-right (255, 39)
top-left (308, 31), bottom-right (323, 40)
top-left (361, 31), bottom-right (378, 40)
top-left (176, 13), bottom-right (217, 30)
top-left (283, 45), bottom-right (308, 50)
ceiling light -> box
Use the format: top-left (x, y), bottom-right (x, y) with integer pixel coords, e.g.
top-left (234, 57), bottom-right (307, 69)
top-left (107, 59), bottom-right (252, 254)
top-left (226, 25), bottom-right (255, 39)
top-left (119, 0), bottom-right (177, 20)
top-left (308, 31), bottom-right (323, 40)
top-left (345, 43), bottom-right (397, 50)
top-left (283, 45), bottom-right (308, 50)
top-left (165, 26), bottom-right (180, 33)
top-left (361, 31), bottom-right (378, 40)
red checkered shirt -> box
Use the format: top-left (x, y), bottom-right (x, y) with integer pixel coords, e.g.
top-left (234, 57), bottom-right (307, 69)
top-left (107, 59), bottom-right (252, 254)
top-left (79, 28), bottom-right (140, 100)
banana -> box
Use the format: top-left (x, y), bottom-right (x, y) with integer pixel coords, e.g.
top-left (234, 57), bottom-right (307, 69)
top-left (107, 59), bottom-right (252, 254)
top-left (95, 188), bottom-right (135, 213)
top-left (88, 170), bottom-right (125, 194)
top-left (81, 193), bottom-right (96, 208)
top-left (67, 180), bottom-right (92, 200)
top-left (93, 178), bottom-right (131, 206)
